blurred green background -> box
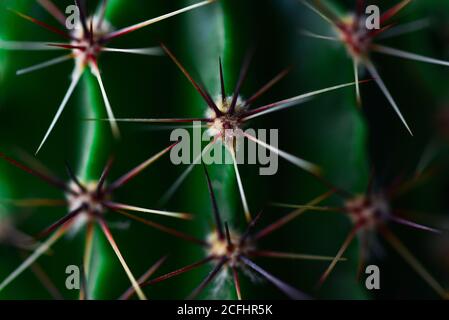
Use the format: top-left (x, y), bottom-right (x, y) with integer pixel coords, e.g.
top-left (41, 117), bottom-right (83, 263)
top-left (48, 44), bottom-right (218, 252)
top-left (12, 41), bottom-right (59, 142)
top-left (0, 0), bottom-right (448, 299)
